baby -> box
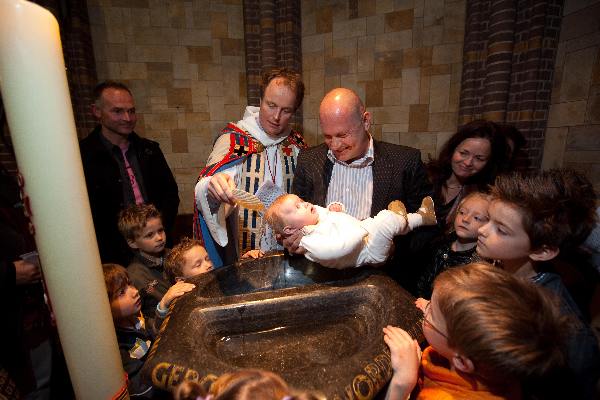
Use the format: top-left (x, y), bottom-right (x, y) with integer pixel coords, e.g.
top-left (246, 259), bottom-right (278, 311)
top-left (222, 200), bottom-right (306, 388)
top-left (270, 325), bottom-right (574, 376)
top-left (264, 194), bottom-right (436, 268)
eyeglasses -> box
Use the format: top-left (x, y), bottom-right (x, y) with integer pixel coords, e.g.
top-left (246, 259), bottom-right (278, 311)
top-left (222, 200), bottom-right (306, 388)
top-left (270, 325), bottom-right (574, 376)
top-left (422, 302), bottom-right (448, 339)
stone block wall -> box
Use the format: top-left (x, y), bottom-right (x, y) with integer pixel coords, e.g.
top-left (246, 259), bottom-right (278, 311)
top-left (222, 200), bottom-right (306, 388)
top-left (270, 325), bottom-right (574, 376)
top-left (543, 0), bottom-right (600, 190)
top-left (301, 0), bottom-right (465, 160)
top-left (87, 0), bottom-right (246, 213)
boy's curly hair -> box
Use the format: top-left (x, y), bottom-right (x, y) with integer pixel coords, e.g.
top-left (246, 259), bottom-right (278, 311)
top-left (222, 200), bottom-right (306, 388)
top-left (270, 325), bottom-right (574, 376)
top-left (491, 169), bottom-right (597, 251)
top-left (118, 203), bottom-right (162, 241)
top-left (165, 237), bottom-right (205, 283)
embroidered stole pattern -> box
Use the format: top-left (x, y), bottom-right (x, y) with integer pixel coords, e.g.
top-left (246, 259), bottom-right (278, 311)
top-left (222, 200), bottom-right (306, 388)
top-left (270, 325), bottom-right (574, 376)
top-left (238, 144), bottom-right (296, 254)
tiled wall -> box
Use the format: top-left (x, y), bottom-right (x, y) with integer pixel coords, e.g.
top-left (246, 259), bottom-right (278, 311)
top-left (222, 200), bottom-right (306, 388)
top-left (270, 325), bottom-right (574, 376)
top-left (543, 0), bottom-right (600, 190)
top-left (300, 0), bottom-right (465, 160)
top-left (87, 0), bottom-right (246, 214)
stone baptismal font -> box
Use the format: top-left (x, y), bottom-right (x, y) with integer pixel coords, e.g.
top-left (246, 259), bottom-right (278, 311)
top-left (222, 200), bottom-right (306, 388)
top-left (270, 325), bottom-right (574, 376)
top-left (141, 254), bottom-right (423, 399)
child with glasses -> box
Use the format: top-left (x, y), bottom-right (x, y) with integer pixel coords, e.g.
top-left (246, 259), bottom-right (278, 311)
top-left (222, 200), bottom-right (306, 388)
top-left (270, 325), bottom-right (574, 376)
top-left (384, 262), bottom-right (570, 399)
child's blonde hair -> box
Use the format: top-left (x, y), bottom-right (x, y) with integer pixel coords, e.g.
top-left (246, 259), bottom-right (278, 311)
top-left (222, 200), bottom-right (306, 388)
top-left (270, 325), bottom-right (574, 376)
top-left (456, 191), bottom-right (490, 209)
top-left (264, 194), bottom-right (294, 235)
top-left (118, 203), bottom-right (162, 241)
top-left (433, 262), bottom-right (569, 387)
top-left (165, 237), bottom-right (205, 283)
top-left (173, 369), bottom-right (320, 400)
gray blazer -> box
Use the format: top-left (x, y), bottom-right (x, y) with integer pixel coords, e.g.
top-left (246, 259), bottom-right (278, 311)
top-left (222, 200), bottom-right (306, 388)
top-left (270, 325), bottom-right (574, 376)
top-left (291, 140), bottom-right (433, 216)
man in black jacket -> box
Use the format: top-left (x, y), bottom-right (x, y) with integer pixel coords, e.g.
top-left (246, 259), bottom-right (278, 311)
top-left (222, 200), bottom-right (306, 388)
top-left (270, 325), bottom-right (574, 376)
top-left (80, 81), bottom-right (179, 266)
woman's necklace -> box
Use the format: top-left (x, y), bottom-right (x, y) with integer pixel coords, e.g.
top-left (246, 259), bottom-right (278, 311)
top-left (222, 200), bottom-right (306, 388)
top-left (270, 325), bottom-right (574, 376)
top-left (266, 146), bottom-right (278, 184)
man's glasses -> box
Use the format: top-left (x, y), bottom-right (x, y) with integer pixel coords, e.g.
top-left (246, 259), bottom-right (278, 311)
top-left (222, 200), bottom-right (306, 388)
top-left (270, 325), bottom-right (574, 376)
top-left (422, 302), bottom-right (448, 339)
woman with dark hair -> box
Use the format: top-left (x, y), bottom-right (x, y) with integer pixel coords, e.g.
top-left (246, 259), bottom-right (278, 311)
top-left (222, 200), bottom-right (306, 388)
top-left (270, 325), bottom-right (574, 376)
top-left (427, 120), bottom-right (509, 229)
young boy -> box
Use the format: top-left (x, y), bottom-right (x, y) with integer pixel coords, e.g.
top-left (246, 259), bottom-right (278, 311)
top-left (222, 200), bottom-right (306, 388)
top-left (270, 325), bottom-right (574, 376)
top-left (384, 263), bottom-right (569, 399)
top-left (264, 194), bottom-right (437, 269)
top-left (118, 204), bottom-right (170, 317)
top-left (164, 237), bottom-right (214, 284)
top-left (103, 263), bottom-right (194, 397)
top-left (476, 169), bottom-right (600, 398)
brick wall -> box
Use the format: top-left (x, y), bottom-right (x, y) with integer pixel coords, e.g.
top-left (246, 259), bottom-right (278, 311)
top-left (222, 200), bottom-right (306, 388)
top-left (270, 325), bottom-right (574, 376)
top-left (300, 0), bottom-right (466, 159)
top-left (87, 0), bottom-right (246, 214)
top-left (543, 0), bottom-right (600, 190)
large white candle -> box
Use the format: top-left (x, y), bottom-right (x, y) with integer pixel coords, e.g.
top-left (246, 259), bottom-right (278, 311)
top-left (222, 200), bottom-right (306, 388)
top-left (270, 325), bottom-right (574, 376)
top-left (0, 1), bottom-right (127, 399)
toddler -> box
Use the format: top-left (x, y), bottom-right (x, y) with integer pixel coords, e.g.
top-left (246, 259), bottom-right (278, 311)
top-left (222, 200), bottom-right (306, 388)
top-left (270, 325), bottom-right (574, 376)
top-left (385, 262), bottom-right (569, 400)
top-left (476, 169), bottom-right (600, 398)
top-left (102, 263), bottom-right (194, 397)
top-left (173, 369), bottom-right (319, 400)
top-left (165, 237), bottom-right (214, 284)
top-left (118, 204), bottom-right (170, 317)
top-left (416, 191), bottom-right (490, 298)
top-left (264, 194), bottom-right (437, 268)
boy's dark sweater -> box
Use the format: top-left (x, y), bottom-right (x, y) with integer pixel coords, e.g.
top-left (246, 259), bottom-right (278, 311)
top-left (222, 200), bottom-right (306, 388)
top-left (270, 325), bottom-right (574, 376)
top-left (128, 251), bottom-right (170, 317)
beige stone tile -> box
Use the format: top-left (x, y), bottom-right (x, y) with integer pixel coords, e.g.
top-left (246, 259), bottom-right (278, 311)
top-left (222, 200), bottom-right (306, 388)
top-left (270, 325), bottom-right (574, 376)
top-left (374, 51), bottom-right (403, 79)
top-left (547, 101), bottom-right (587, 127)
top-left (172, 63), bottom-right (190, 80)
top-left (303, 34), bottom-right (325, 53)
top-left (383, 78), bottom-right (403, 88)
top-left (128, 45), bottom-right (171, 62)
top-left (377, 0), bottom-right (395, 13)
top-left (383, 87), bottom-right (403, 105)
top-left (316, 6), bottom-right (333, 34)
top-left (565, 125), bottom-right (600, 151)
top-left (403, 47), bottom-right (433, 67)
top-left (198, 63), bottom-right (224, 80)
top-left (332, 38), bottom-right (358, 58)
top-left (310, 68), bottom-right (326, 99)
top-left (358, 50), bottom-right (375, 73)
top-left (303, 51), bottom-right (325, 71)
top-left (375, 31), bottom-right (413, 52)
top-left (383, 123), bottom-right (409, 133)
top-left (228, 7), bottom-right (244, 39)
top-left (207, 81), bottom-right (224, 97)
top-left (224, 104), bottom-right (244, 122)
top-left (394, 0), bottom-right (416, 10)
top-left (323, 32), bottom-right (334, 57)
top-left (429, 74), bottom-right (451, 112)
top-left (409, 104), bottom-right (429, 131)
top-left (171, 129), bottom-right (189, 153)
top-left (179, 29), bottom-right (211, 46)
top-left (432, 43), bottom-right (462, 65)
top-left (103, 44), bottom-right (127, 62)
top-left (428, 112), bottom-right (456, 131)
top-left (367, 15), bottom-right (386, 36)
top-left (120, 62), bottom-right (147, 79)
top-left (365, 80), bottom-right (384, 107)
top-left (419, 72), bottom-right (430, 103)
top-left (144, 112), bottom-right (178, 130)
top-left (221, 38), bottom-right (243, 56)
top-left (303, 10), bottom-right (317, 36)
top-left (210, 12), bottom-right (228, 38)
top-left (223, 71), bottom-right (241, 105)
top-left (560, 47), bottom-right (596, 102)
top-left (382, 131), bottom-right (401, 144)
top-left (325, 57), bottom-right (350, 76)
top-left (402, 67), bottom-right (420, 104)
top-left (173, 79), bottom-right (192, 89)
top-left (399, 132), bottom-right (436, 149)
top-left (209, 96), bottom-right (225, 121)
top-left (385, 9), bottom-right (414, 32)
top-left (422, 25), bottom-right (443, 46)
top-left (324, 75), bottom-right (341, 92)
top-left (332, 18), bottom-right (367, 40)
top-left (188, 46), bottom-right (212, 64)
top-left (134, 27), bottom-right (177, 45)
top-left (423, 0), bottom-right (444, 26)
top-left (373, 105), bottom-right (409, 123)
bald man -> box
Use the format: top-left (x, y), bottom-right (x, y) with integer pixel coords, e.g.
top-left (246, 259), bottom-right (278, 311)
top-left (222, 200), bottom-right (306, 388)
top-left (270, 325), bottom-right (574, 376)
top-left (291, 88), bottom-right (433, 263)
